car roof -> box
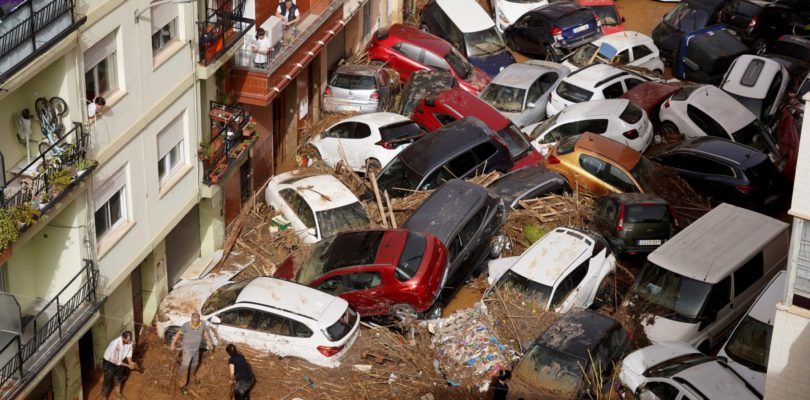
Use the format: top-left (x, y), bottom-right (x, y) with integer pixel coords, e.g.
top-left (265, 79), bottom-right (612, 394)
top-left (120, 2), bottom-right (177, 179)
top-left (593, 31), bottom-right (653, 50)
top-left (272, 172), bottom-right (359, 212)
top-left (433, 88), bottom-right (510, 128)
top-left (620, 82), bottom-right (684, 114)
top-left (535, 309), bottom-right (619, 361)
top-left (435, 0), bottom-right (494, 33)
top-left (491, 63), bottom-right (559, 89)
top-left (557, 99), bottom-right (630, 122)
top-left (722, 55), bottom-right (784, 100)
top-left (511, 227), bottom-right (595, 287)
top-left (398, 116), bottom-right (495, 175)
top-left (236, 277), bottom-right (346, 321)
top-left (402, 180), bottom-right (489, 243)
top-left (488, 166), bottom-right (566, 205)
top-left (576, 132), bottom-right (641, 170)
top-left (747, 271), bottom-right (786, 325)
top-left (533, 1), bottom-right (586, 18)
top-left (387, 23), bottom-right (452, 54)
top-left (334, 64), bottom-right (380, 76)
top-left (674, 360), bottom-right (761, 399)
top-left (604, 192), bottom-right (668, 205)
top-left (672, 136), bottom-right (769, 169)
top-left (340, 112), bottom-right (412, 127)
top-left (648, 203), bottom-right (788, 283)
top-left (684, 85), bottom-right (755, 133)
top-left (565, 64), bottom-right (632, 88)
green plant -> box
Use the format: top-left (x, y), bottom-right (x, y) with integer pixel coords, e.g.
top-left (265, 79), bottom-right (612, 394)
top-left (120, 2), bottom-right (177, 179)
top-left (49, 168), bottom-right (73, 195)
top-left (198, 142), bottom-right (214, 160)
top-left (76, 158), bottom-right (95, 171)
top-left (0, 208), bottom-right (20, 252)
top-left (11, 204), bottom-right (40, 227)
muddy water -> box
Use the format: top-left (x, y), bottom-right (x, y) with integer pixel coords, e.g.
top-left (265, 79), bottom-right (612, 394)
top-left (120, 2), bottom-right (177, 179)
top-left (442, 284), bottom-right (486, 317)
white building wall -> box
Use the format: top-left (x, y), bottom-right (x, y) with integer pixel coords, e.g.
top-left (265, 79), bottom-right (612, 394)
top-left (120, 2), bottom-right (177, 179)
top-left (765, 304), bottom-right (810, 398)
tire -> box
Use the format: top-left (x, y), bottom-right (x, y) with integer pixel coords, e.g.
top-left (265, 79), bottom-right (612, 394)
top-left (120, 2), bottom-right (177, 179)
top-left (364, 158), bottom-right (382, 176)
top-left (752, 39), bottom-right (768, 56)
top-left (390, 303), bottom-right (418, 321)
top-left (423, 303), bottom-right (443, 320)
top-left (50, 97), bottom-right (68, 117)
top-left (653, 69), bottom-right (664, 78)
top-left (163, 326), bottom-right (180, 346)
top-left (34, 97), bottom-right (49, 117)
top-left (544, 45), bottom-right (560, 62)
top-left (660, 121), bottom-right (680, 141)
top-left (592, 274), bottom-right (617, 309)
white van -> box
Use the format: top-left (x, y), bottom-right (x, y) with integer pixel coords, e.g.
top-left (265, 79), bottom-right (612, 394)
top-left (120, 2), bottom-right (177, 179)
top-left (718, 271), bottom-right (786, 394)
top-left (629, 203), bottom-right (789, 352)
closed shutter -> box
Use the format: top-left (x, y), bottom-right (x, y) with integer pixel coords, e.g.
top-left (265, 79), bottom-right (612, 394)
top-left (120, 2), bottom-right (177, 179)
top-left (157, 114), bottom-right (184, 157)
top-left (151, 3), bottom-right (178, 34)
top-left (84, 32), bottom-right (117, 72)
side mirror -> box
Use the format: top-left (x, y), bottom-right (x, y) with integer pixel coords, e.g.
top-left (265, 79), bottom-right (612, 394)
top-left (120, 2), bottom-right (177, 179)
top-left (527, 102), bottom-right (536, 109)
top-left (209, 316), bottom-right (221, 325)
top-left (622, 16), bottom-right (626, 23)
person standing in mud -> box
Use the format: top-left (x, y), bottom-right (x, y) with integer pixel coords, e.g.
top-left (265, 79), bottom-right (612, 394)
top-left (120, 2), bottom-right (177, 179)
top-left (491, 369), bottom-right (511, 400)
top-left (170, 312), bottom-right (214, 394)
top-left (101, 330), bottom-right (138, 400)
top-left (226, 344), bottom-right (255, 400)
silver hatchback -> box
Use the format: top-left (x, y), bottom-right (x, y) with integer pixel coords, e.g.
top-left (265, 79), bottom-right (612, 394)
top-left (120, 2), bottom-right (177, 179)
top-left (323, 64), bottom-right (395, 113)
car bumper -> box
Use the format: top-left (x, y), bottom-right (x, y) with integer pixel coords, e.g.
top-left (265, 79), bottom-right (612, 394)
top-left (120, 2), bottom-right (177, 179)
top-left (554, 31), bottom-right (602, 52)
top-left (323, 99), bottom-right (381, 113)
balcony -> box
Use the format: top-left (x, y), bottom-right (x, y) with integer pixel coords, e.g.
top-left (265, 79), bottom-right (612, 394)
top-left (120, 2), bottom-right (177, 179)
top-left (0, 0), bottom-right (86, 84)
top-left (199, 102), bottom-right (257, 185)
top-left (229, 0), bottom-right (344, 106)
top-left (0, 122), bottom-right (95, 251)
top-left (196, 0), bottom-right (254, 79)
top-left (0, 260), bottom-right (104, 398)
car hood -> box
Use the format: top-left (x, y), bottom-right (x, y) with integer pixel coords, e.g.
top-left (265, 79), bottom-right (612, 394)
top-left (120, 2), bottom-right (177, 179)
top-left (487, 256), bottom-right (521, 286)
top-left (465, 66), bottom-right (494, 93)
top-left (499, 1), bottom-right (547, 26)
top-left (643, 315), bottom-right (701, 345)
top-left (621, 341), bottom-right (702, 389)
top-left (157, 278), bottom-right (231, 322)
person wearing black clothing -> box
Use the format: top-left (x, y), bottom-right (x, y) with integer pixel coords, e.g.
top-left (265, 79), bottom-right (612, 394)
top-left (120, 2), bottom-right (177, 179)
top-left (492, 369), bottom-right (511, 400)
top-left (226, 344), bottom-right (255, 400)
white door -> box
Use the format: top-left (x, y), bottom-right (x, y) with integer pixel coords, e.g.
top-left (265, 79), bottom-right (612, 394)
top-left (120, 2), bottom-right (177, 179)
top-left (209, 307), bottom-right (262, 350)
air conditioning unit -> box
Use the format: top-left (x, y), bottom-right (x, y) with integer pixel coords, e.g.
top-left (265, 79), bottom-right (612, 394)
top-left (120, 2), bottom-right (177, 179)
top-left (262, 16), bottom-right (283, 49)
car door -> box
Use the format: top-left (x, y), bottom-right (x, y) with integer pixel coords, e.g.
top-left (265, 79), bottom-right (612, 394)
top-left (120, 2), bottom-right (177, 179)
top-left (550, 259), bottom-right (589, 313)
top-left (637, 380), bottom-right (690, 400)
top-left (602, 81), bottom-right (625, 99)
top-left (349, 122), bottom-right (373, 169)
top-left (578, 154), bottom-right (611, 193)
top-left (390, 42), bottom-right (426, 80)
top-left (252, 309), bottom-right (315, 359)
top-left (527, 72), bottom-right (559, 122)
top-left (446, 207), bottom-right (488, 288)
top-left (622, 77), bottom-right (645, 92)
top-left (321, 121), bottom-right (356, 166)
top-left (534, 121), bottom-right (579, 156)
top-left (702, 277), bottom-right (734, 348)
top-left (209, 307), bottom-right (257, 348)
top-left (314, 270), bottom-right (388, 315)
top-left (631, 45), bottom-right (655, 69)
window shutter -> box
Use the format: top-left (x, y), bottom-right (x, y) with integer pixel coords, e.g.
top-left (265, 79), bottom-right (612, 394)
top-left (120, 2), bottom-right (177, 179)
top-left (94, 167), bottom-right (128, 208)
top-left (151, 3), bottom-right (178, 34)
top-left (84, 32), bottom-right (117, 73)
top-left (157, 114), bottom-right (184, 157)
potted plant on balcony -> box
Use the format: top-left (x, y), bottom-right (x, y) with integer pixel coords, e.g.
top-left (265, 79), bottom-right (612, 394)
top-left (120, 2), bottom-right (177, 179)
top-left (209, 161), bottom-right (230, 184)
top-left (76, 158), bottom-right (96, 176)
top-left (0, 208), bottom-right (19, 260)
top-left (48, 168), bottom-right (73, 200)
top-left (243, 121), bottom-right (256, 137)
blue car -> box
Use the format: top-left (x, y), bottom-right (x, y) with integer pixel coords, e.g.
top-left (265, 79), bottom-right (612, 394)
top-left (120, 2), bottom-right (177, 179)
top-left (419, 0), bottom-right (515, 76)
top-left (502, 1), bottom-right (602, 62)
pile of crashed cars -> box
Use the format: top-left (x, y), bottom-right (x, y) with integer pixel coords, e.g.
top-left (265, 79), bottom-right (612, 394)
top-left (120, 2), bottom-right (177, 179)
top-left (156, 0), bottom-right (808, 398)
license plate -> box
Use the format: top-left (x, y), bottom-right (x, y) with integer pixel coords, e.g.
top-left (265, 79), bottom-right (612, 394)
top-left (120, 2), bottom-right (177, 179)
top-left (637, 239), bottom-right (662, 246)
top-left (338, 105), bottom-right (361, 112)
top-left (573, 24), bottom-right (589, 33)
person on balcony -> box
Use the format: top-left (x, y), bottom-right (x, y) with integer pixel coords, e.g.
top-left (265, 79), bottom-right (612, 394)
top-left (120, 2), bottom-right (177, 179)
top-left (251, 28), bottom-right (271, 69)
top-left (87, 96), bottom-right (106, 121)
top-left (276, 0), bottom-right (299, 41)
top-left (101, 331), bottom-right (138, 400)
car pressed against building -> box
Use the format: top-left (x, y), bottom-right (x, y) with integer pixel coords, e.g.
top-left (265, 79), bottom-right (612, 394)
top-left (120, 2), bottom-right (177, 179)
top-left (322, 64), bottom-right (396, 113)
top-left (274, 229), bottom-right (448, 320)
top-left (156, 277), bottom-right (361, 368)
top-left (591, 193), bottom-right (677, 255)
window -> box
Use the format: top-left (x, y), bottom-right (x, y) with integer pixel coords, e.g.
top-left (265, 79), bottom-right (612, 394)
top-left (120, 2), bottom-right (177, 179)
top-left (346, 272), bottom-right (382, 291)
top-left (158, 140), bottom-right (183, 183)
top-left (279, 189), bottom-right (316, 228)
top-left (578, 119), bottom-right (608, 134)
top-left (644, 381), bottom-right (681, 399)
top-left (423, 50), bottom-right (450, 71)
top-left (682, 154), bottom-right (734, 176)
top-left (459, 207), bottom-right (486, 246)
top-left (604, 164), bottom-right (638, 192)
top-left (472, 142), bottom-right (498, 163)
top-left (734, 252), bottom-right (764, 295)
top-left (687, 105), bottom-right (729, 139)
top-left (84, 32), bottom-right (118, 101)
top-left (434, 113), bottom-right (457, 125)
top-left (326, 122), bottom-right (354, 138)
top-left (632, 45), bottom-right (653, 60)
top-left (157, 116), bottom-right (185, 184)
top-left (94, 169), bottom-right (128, 241)
top-left (551, 260), bottom-right (589, 308)
top-left (150, 3), bottom-right (179, 56)
top-left (317, 276), bottom-right (346, 294)
top-left (253, 311), bottom-right (289, 335)
top-left (351, 123), bottom-right (371, 139)
top-left (541, 122), bottom-right (579, 143)
top-left (151, 19), bottom-right (177, 55)
top-left (362, 0), bottom-right (372, 40)
top-left (580, 154), bottom-right (606, 177)
top-left (393, 42), bottom-right (422, 61)
top-left (616, 50), bottom-right (631, 64)
top-left (704, 277), bottom-right (732, 317)
top-left (624, 78), bottom-right (644, 91)
top-left (602, 81), bottom-right (624, 99)
top-left (217, 308), bottom-right (255, 328)
top-left (527, 73), bottom-right (556, 104)
top-left (446, 151), bottom-right (478, 177)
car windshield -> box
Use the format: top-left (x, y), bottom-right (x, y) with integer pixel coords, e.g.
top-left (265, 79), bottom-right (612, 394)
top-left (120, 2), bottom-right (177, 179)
top-left (395, 232), bottom-right (427, 281)
top-left (494, 269), bottom-right (553, 308)
top-left (626, 204), bottom-right (671, 223)
top-left (324, 307), bottom-right (357, 341)
top-left (330, 73), bottom-right (377, 90)
top-left (377, 157), bottom-right (423, 194)
top-left (591, 5), bottom-right (620, 26)
top-left (445, 47), bottom-right (473, 80)
top-left (569, 44), bottom-right (599, 68)
top-left (464, 27), bottom-right (507, 57)
top-left (732, 119), bottom-right (778, 157)
top-left (498, 124), bottom-right (534, 159)
top-left (515, 344), bottom-right (583, 396)
top-left (556, 81), bottom-right (593, 103)
top-left (632, 261), bottom-right (713, 322)
top-left (297, 237), bottom-right (335, 285)
top-left (379, 121), bottom-right (423, 142)
top-left (316, 203), bottom-right (369, 239)
top-left (724, 315), bottom-right (773, 373)
top-left (729, 94), bottom-right (765, 119)
top-left (201, 279), bottom-right (254, 315)
top-left (481, 84), bottom-right (527, 113)
top-left (667, 3), bottom-right (709, 31)
top-left (529, 114), bottom-right (561, 141)
top-left (558, 9), bottom-right (592, 27)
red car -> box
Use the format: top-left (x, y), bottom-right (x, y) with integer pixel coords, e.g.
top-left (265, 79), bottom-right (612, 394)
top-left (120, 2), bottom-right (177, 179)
top-left (619, 81), bottom-right (685, 131)
top-left (367, 24), bottom-right (491, 95)
top-left (275, 229), bottom-right (448, 320)
top-left (411, 88), bottom-right (543, 170)
top-left (576, 0), bottom-right (624, 35)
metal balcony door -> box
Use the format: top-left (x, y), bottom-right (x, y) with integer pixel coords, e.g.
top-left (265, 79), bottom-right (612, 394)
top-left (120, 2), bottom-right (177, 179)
top-left (165, 205), bottom-right (201, 288)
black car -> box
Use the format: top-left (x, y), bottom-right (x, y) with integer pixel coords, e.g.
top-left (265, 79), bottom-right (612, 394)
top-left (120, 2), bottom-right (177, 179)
top-left (487, 166), bottom-right (568, 209)
top-left (652, 0), bottom-right (727, 64)
top-left (402, 180), bottom-right (506, 297)
top-left (717, 0), bottom-right (809, 55)
top-left (767, 35), bottom-right (810, 89)
top-left (399, 70), bottom-right (457, 117)
top-left (511, 310), bottom-right (631, 399)
top-left (376, 116), bottom-right (514, 198)
top-left (653, 136), bottom-right (783, 210)
top-left (503, 2), bottom-right (602, 61)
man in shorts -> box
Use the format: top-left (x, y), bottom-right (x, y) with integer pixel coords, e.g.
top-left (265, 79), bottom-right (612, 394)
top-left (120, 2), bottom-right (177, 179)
top-left (170, 312), bottom-right (214, 393)
top-left (102, 331), bottom-right (138, 400)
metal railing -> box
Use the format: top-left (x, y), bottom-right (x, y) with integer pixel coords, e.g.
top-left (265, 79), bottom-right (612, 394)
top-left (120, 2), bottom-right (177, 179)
top-left (197, 0), bottom-right (254, 65)
top-left (1, 122), bottom-right (91, 211)
top-left (0, 260), bottom-right (101, 393)
top-left (201, 102), bottom-right (256, 185)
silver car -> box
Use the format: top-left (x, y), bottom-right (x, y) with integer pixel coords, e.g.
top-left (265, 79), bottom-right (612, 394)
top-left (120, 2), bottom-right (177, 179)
top-left (479, 60), bottom-right (570, 128)
top-left (323, 64), bottom-right (395, 114)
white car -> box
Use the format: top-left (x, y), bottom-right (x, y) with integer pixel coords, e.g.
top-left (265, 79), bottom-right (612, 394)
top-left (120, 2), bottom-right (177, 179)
top-left (546, 64), bottom-right (649, 116)
top-left (156, 277), bottom-right (361, 368)
top-left (718, 271), bottom-right (786, 394)
top-left (563, 31), bottom-right (665, 74)
top-left (265, 171), bottom-right (369, 243)
top-left (523, 99), bottom-right (653, 156)
top-left (720, 54), bottom-right (790, 123)
top-left (620, 342), bottom-right (762, 400)
top-left (491, 0), bottom-right (549, 34)
top-left (486, 227), bottom-right (616, 313)
top-left (658, 84), bottom-right (782, 166)
top-left (309, 112), bottom-right (423, 173)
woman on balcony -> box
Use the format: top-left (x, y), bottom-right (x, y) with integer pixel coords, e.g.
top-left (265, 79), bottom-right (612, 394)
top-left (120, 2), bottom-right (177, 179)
top-left (276, 0), bottom-right (299, 42)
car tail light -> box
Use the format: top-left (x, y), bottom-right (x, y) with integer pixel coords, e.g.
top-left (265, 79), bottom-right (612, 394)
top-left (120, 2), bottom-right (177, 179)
top-left (617, 204), bottom-right (625, 231)
top-left (370, 91), bottom-right (380, 101)
top-left (623, 129), bottom-right (639, 140)
top-left (376, 140), bottom-right (397, 149)
top-left (547, 154), bottom-right (560, 164)
top-left (324, 87), bottom-right (332, 97)
top-left (736, 184), bottom-right (752, 193)
top-left (551, 26), bottom-right (562, 36)
top-left (317, 345), bottom-right (345, 357)
top-left (663, 99), bottom-right (670, 109)
top-left (594, 14), bottom-right (601, 27)
top-left (668, 204), bottom-right (679, 227)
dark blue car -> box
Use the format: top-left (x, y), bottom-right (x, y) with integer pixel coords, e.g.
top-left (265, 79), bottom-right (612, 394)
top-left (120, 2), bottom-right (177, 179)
top-left (419, 0), bottom-right (515, 76)
top-left (502, 2), bottom-right (602, 62)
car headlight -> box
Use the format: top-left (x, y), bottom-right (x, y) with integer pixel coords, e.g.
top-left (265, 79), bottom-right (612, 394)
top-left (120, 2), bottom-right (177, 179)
top-left (497, 10), bottom-right (510, 26)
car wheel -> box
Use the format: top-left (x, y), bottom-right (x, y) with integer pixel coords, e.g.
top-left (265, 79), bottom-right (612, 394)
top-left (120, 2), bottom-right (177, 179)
top-left (365, 158), bottom-right (382, 176)
top-left (369, 59), bottom-right (387, 67)
top-left (420, 24), bottom-right (429, 32)
top-left (752, 39), bottom-right (768, 56)
top-left (489, 234), bottom-right (509, 258)
top-left (659, 121), bottom-right (681, 142)
top-left (653, 69), bottom-right (664, 78)
top-left (423, 303), bottom-right (443, 320)
top-left (391, 303), bottom-right (418, 321)
top-left (544, 46), bottom-right (560, 62)
top-left (592, 274), bottom-right (618, 309)
top-left (163, 326), bottom-right (180, 346)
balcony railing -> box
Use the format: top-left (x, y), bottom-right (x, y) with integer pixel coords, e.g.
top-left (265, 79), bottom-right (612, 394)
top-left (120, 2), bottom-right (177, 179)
top-left (197, 0), bottom-right (254, 65)
top-left (0, 0), bottom-right (86, 83)
top-left (199, 102), bottom-right (257, 185)
top-left (0, 260), bottom-right (104, 398)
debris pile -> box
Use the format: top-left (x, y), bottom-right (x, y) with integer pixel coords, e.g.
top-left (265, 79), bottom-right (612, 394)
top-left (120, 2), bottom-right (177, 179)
top-left (483, 285), bottom-right (559, 354)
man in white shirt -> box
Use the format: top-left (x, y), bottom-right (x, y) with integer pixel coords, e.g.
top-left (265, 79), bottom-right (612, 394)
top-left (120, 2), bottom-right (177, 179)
top-left (251, 28), bottom-right (271, 69)
top-left (102, 331), bottom-right (138, 400)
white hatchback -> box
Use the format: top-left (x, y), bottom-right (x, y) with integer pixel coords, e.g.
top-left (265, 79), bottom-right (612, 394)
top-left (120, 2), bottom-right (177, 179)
top-left (720, 54), bottom-right (790, 123)
top-left (486, 227), bottom-right (616, 313)
top-left (309, 112), bottom-right (423, 173)
top-left (546, 64), bottom-right (649, 116)
top-left (523, 99), bottom-right (653, 156)
top-left (156, 277), bottom-right (361, 368)
top-left (265, 171), bottom-right (369, 243)
top-left (563, 31), bottom-right (665, 74)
